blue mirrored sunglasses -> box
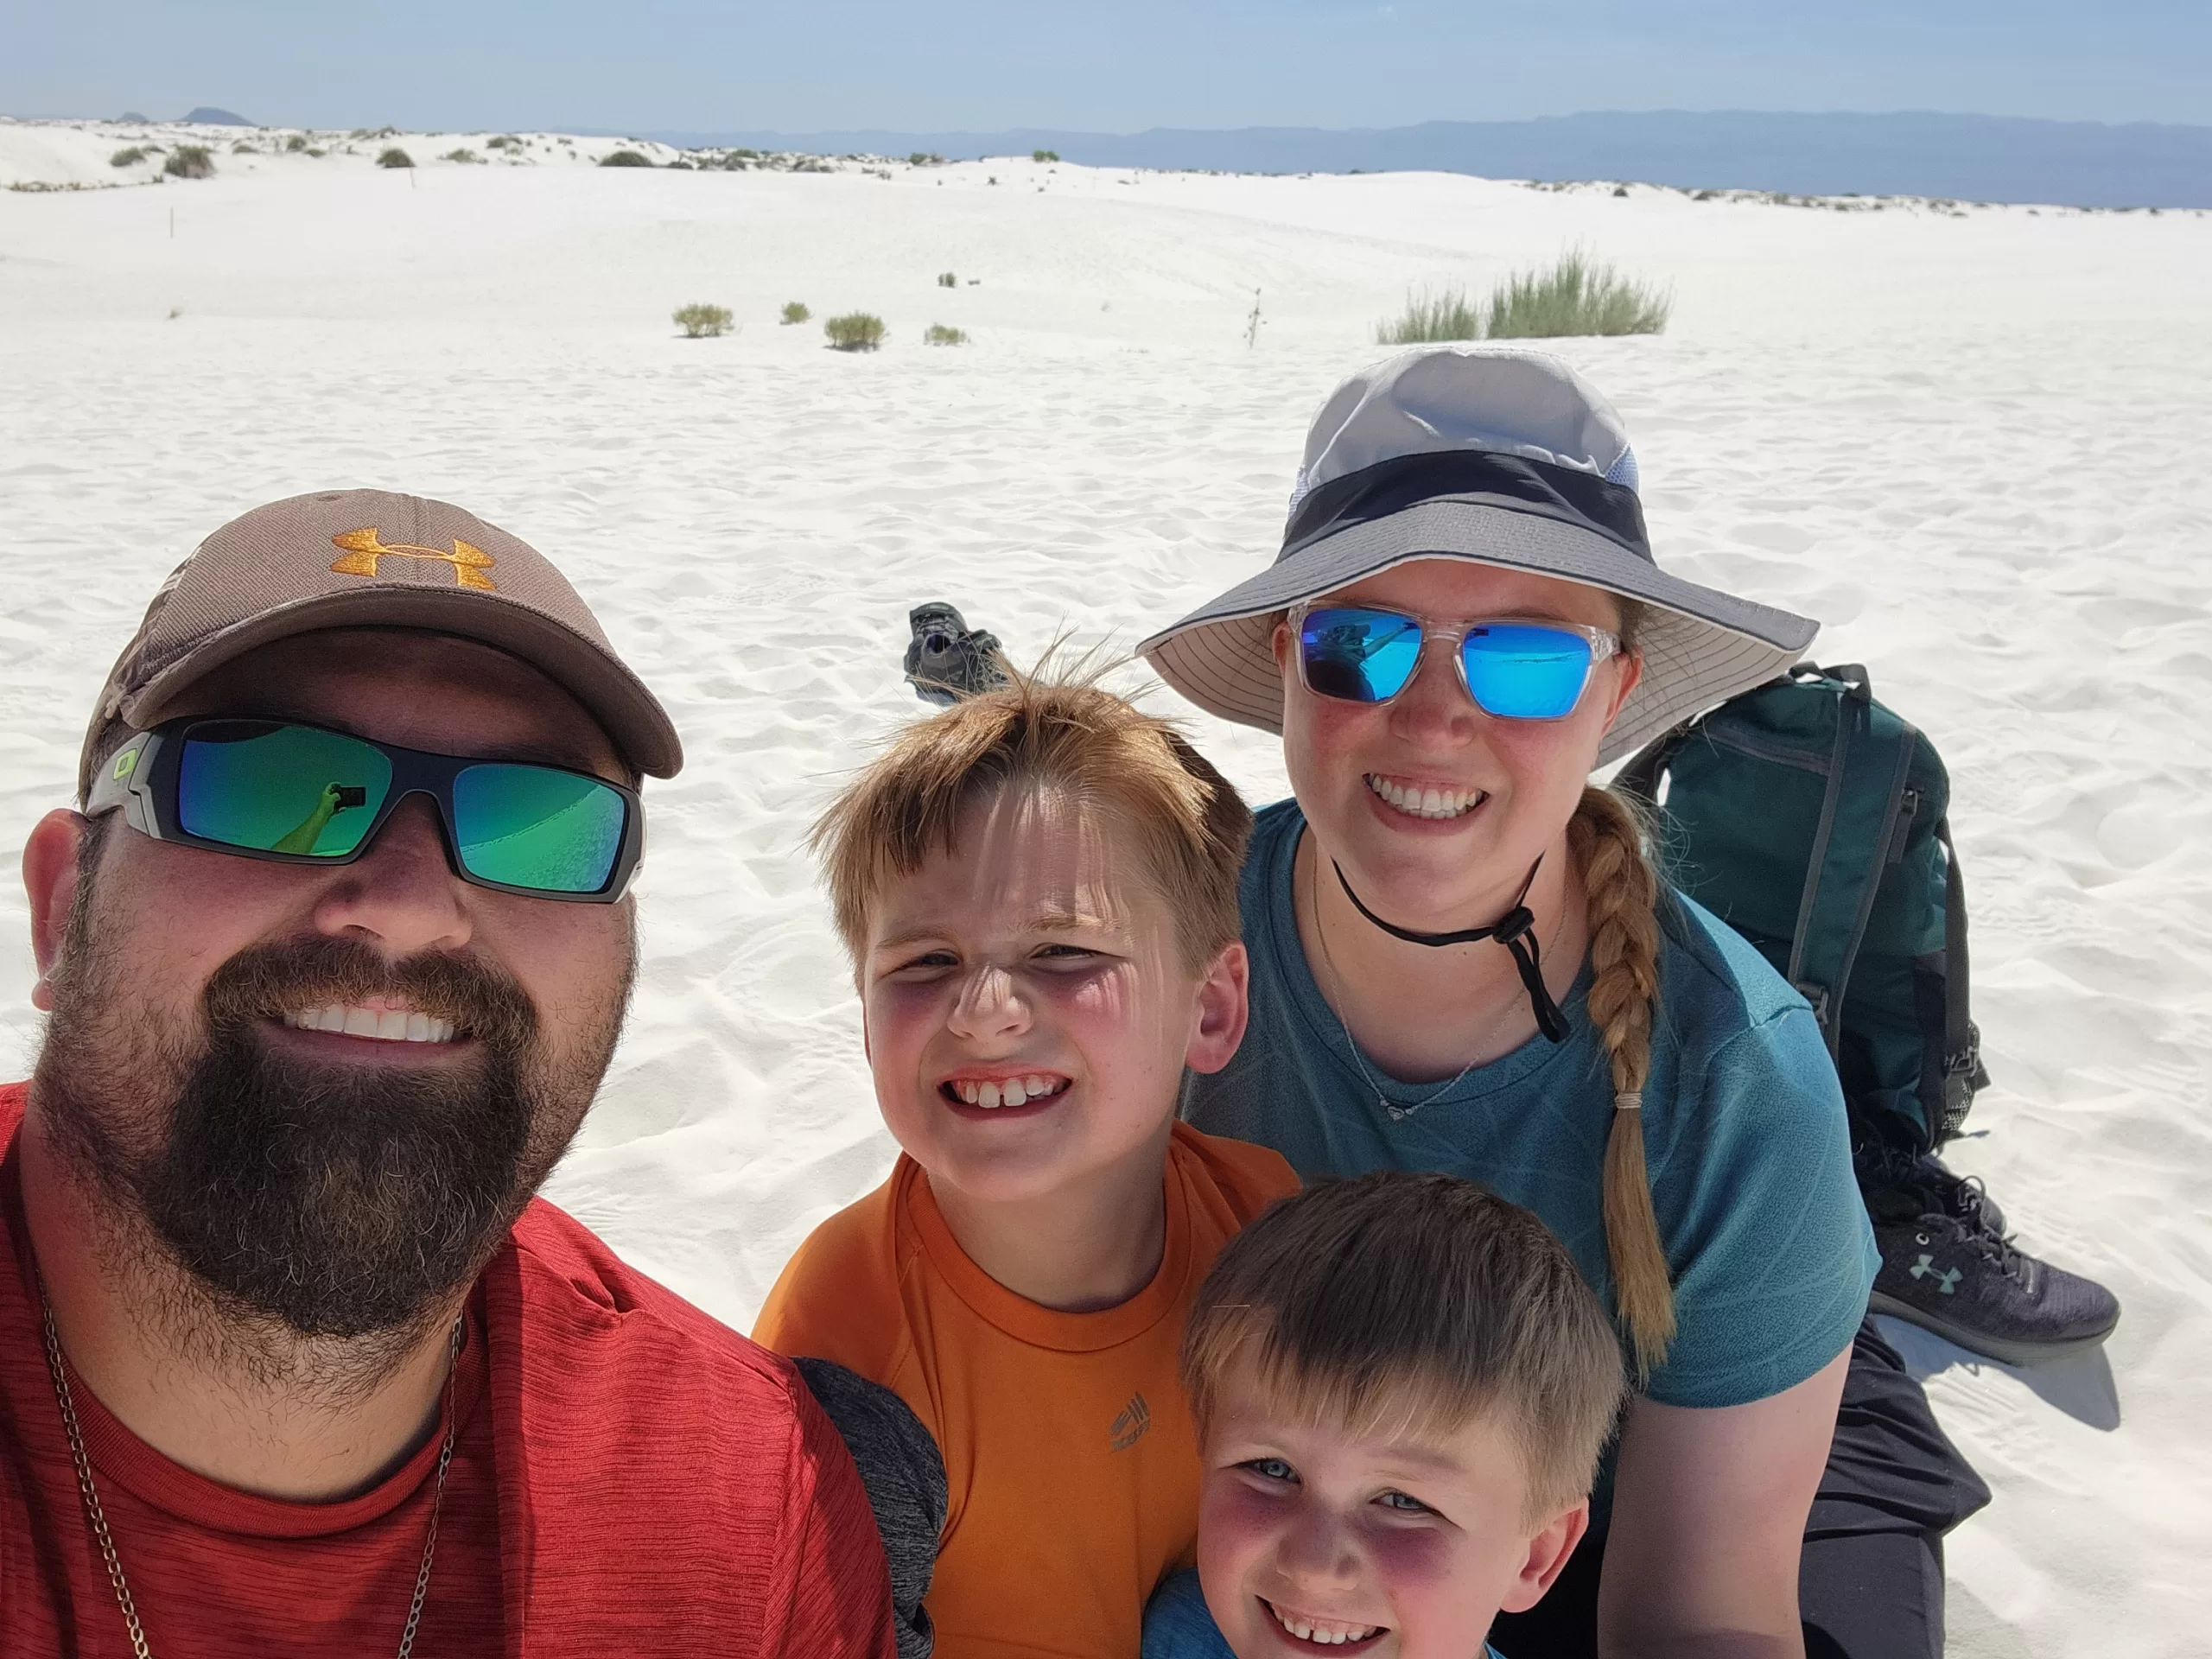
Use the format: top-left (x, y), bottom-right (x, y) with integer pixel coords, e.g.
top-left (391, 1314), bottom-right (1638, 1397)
top-left (1292, 604), bottom-right (1622, 720)
top-left (86, 719), bottom-right (643, 902)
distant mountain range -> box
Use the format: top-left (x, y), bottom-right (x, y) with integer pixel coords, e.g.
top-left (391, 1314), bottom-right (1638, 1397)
top-left (645, 111), bottom-right (2212, 209)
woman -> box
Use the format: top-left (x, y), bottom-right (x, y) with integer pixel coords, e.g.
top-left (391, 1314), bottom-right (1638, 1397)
top-left (1141, 347), bottom-right (1986, 1658)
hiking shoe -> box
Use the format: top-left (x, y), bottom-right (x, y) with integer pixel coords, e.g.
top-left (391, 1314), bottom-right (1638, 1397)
top-left (903, 602), bottom-right (1008, 706)
top-left (1859, 1146), bottom-right (2120, 1366)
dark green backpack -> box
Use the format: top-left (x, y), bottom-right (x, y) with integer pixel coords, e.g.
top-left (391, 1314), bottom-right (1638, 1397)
top-left (1617, 664), bottom-right (1988, 1153)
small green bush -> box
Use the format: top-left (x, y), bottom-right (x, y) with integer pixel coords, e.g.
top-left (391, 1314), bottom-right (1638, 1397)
top-left (486, 135), bottom-right (518, 150)
top-left (909, 151), bottom-right (945, 167)
top-left (230, 140), bottom-right (257, 154)
top-left (924, 324), bottom-right (969, 346)
top-left (306, 148), bottom-right (326, 158)
top-left (824, 312), bottom-right (887, 352)
top-left (937, 270), bottom-right (957, 288)
top-left (1483, 250), bottom-right (1670, 339)
top-left (1376, 287), bottom-right (1483, 345)
top-left (1033, 149), bottom-right (1059, 162)
top-left (780, 302), bottom-right (810, 325)
top-left (673, 303), bottom-right (734, 338)
top-left (601, 149), bottom-right (653, 168)
top-left (376, 148), bottom-right (414, 169)
top-left (286, 134), bottom-right (308, 151)
top-left (442, 148), bottom-right (480, 164)
top-left (111, 147), bottom-right (148, 168)
top-left (163, 146), bottom-right (214, 180)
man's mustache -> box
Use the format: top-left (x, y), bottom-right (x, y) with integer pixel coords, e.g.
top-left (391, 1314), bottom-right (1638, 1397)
top-left (201, 935), bottom-right (536, 1052)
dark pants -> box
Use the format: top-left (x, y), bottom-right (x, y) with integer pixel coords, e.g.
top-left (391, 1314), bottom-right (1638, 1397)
top-left (1491, 1319), bottom-right (1990, 1659)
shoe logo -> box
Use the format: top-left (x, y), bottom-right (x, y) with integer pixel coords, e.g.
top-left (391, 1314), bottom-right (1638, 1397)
top-left (1109, 1393), bottom-right (1152, 1452)
top-left (1909, 1253), bottom-right (1962, 1295)
top-left (330, 528), bottom-right (497, 591)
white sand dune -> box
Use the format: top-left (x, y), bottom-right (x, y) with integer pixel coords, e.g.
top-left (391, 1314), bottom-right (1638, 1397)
top-left (3, 118), bottom-right (2207, 1656)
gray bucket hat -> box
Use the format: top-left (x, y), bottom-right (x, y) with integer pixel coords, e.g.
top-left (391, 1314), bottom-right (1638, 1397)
top-left (1138, 346), bottom-right (1819, 765)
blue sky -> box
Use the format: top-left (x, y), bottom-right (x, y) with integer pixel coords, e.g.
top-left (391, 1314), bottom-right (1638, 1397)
top-left (9, 0), bottom-right (2208, 132)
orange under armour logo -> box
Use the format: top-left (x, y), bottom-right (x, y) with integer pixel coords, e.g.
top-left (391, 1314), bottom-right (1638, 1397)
top-left (329, 527), bottom-right (497, 591)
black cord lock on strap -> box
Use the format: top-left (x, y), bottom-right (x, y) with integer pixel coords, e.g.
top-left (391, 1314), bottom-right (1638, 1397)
top-left (1332, 859), bottom-right (1572, 1045)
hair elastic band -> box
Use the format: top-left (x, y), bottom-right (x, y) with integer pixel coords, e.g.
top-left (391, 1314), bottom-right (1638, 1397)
top-left (1613, 1091), bottom-right (1643, 1111)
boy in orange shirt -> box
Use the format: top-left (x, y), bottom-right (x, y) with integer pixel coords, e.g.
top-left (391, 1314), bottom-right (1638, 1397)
top-left (755, 677), bottom-right (1299, 1659)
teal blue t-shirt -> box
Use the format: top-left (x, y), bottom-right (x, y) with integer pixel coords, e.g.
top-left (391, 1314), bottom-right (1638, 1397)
top-left (1183, 800), bottom-right (1877, 1412)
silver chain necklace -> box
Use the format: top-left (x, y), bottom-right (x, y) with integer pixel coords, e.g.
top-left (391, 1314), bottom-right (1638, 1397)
top-left (38, 1287), bottom-right (461, 1659)
top-left (1309, 849), bottom-right (1566, 1122)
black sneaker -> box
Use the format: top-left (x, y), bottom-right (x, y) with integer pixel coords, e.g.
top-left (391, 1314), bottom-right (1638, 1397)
top-left (903, 602), bottom-right (1008, 706)
top-left (1859, 1144), bottom-right (2120, 1367)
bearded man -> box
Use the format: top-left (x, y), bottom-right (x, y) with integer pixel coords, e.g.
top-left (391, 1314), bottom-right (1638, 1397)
top-left (3, 492), bottom-right (897, 1656)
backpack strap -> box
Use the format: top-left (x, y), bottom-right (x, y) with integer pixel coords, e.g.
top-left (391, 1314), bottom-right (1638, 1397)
top-left (1785, 665), bottom-right (1920, 1059)
top-left (1933, 818), bottom-right (1990, 1141)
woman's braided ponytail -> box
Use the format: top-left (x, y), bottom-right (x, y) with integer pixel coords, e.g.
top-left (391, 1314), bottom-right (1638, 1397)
top-left (1568, 784), bottom-right (1675, 1377)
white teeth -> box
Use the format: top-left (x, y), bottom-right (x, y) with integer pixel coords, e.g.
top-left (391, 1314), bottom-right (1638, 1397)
top-left (1367, 773), bottom-right (1484, 821)
top-left (950, 1076), bottom-right (1068, 1109)
top-left (1268, 1604), bottom-right (1379, 1646)
top-left (286, 1005), bottom-right (457, 1044)
top-left (1023, 1075), bottom-right (1046, 1097)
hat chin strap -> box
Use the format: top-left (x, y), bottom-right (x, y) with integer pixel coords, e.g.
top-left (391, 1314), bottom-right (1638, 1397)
top-left (1332, 858), bottom-right (1572, 1045)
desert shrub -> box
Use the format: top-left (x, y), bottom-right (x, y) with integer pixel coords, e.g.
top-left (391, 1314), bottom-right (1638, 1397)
top-left (230, 140), bottom-right (257, 154)
top-left (442, 148), bottom-right (480, 164)
top-left (824, 312), bottom-right (887, 352)
top-left (111, 147), bottom-right (148, 168)
top-left (1033, 149), bottom-right (1059, 162)
top-left (306, 148), bottom-right (326, 158)
top-left (1376, 286), bottom-right (1483, 345)
top-left (601, 149), bottom-right (653, 168)
top-left (376, 148), bottom-right (414, 169)
top-left (780, 301), bottom-right (810, 325)
top-left (909, 151), bottom-right (945, 166)
top-left (163, 146), bottom-right (214, 180)
top-left (937, 270), bottom-right (957, 288)
top-left (486, 135), bottom-right (518, 150)
top-left (286, 134), bottom-right (308, 151)
top-left (924, 324), bottom-right (969, 346)
top-left (1484, 250), bottom-right (1669, 338)
top-left (673, 303), bottom-right (734, 338)
top-left (1376, 253), bottom-right (1670, 345)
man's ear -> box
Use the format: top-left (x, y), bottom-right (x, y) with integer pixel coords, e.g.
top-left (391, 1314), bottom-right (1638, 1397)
top-left (1497, 1498), bottom-right (1591, 1615)
top-left (1185, 941), bottom-right (1249, 1076)
top-left (23, 810), bottom-right (90, 1014)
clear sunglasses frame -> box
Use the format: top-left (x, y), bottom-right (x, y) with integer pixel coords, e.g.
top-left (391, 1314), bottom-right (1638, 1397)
top-left (1287, 601), bottom-right (1624, 721)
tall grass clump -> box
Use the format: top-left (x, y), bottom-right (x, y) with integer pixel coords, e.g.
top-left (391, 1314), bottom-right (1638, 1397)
top-left (673, 303), bottom-right (734, 338)
top-left (1376, 252), bottom-right (1670, 344)
top-left (824, 312), bottom-right (887, 352)
top-left (937, 270), bottom-right (957, 288)
top-left (1484, 250), bottom-right (1669, 338)
top-left (1033, 149), bottom-right (1059, 162)
top-left (601, 149), bottom-right (653, 168)
top-left (376, 148), bottom-right (414, 169)
top-left (924, 323), bottom-right (968, 346)
top-left (163, 146), bottom-right (215, 180)
top-left (1376, 287), bottom-right (1484, 345)
top-left (111, 147), bottom-right (148, 168)
top-left (781, 302), bottom-right (810, 325)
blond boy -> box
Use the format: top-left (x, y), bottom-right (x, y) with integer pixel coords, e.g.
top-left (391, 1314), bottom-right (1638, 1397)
top-left (755, 679), bottom-right (1300, 1658)
top-left (1143, 1171), bottom-right (1624, 1659)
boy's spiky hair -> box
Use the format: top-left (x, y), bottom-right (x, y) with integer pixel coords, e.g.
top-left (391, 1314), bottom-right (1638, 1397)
top-left (1181, 1172), bottom-right (1625, 1522)
top-left (811, 667), bottom-right (1254, 973)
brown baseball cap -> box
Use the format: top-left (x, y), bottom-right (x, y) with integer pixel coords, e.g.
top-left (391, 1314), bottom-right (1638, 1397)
top-left (79, 489), bottom-right (683, 801)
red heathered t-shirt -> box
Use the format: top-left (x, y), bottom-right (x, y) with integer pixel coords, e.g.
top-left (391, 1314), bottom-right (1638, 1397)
top-left (0, 1082), bottom-right (897, 1657)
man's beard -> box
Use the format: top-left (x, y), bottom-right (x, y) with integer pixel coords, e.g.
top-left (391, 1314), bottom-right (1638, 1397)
top-left (35, 910), bottom-right (629, 1361)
